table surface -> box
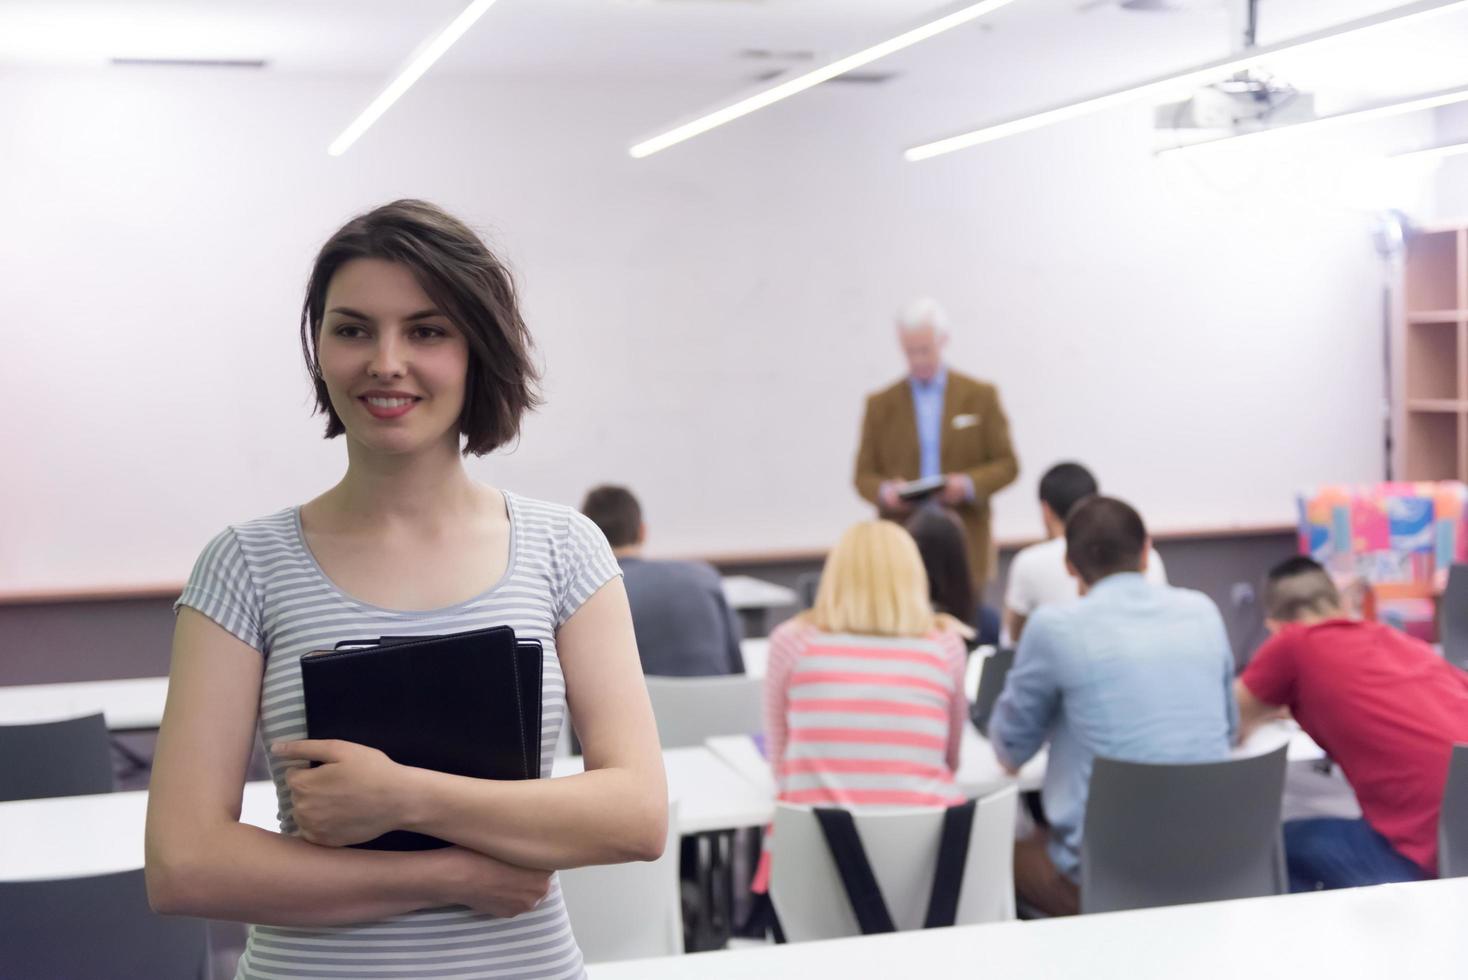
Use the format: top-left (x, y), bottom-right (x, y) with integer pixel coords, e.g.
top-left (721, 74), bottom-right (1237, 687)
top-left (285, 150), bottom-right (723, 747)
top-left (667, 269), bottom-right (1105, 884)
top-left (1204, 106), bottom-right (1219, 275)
top-left (590, 877), bottom-right (1468, 979)
top-left (0, 676), bottom-right (169, 730)
top-left (721, 576), bottom-right (799, 612)
top-left (0, 746), bottom-right (772, 883)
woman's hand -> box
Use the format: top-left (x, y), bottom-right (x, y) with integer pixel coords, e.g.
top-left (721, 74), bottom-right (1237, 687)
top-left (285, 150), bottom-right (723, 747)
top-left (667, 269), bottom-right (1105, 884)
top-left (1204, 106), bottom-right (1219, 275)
top-left (273, 739), bottom-right (412, 847)
top-left (428, 847), bottom-right (554, 918)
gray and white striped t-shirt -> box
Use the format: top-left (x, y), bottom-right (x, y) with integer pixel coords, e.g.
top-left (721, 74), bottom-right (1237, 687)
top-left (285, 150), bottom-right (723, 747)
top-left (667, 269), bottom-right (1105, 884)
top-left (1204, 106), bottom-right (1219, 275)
top-left (175, 490), bottom-right (620, 980)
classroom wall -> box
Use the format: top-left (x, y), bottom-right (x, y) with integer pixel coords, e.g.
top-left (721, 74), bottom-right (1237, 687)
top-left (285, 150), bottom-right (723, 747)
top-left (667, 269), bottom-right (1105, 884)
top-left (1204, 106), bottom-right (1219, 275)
top-left (2, 64), bottom-right (1424, 594)
top-left (1431, 105), bottom-right (1468, 220)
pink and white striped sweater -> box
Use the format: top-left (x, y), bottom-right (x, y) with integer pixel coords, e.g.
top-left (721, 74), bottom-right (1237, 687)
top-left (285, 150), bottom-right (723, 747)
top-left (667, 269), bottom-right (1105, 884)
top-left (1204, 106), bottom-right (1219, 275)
top-left (765, 619), bottom-right (968, 809)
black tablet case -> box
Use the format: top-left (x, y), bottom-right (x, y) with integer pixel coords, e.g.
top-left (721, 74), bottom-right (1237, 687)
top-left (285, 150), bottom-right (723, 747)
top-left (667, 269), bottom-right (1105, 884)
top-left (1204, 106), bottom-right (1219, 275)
top-left (299, 625), bottom-right (543, 851)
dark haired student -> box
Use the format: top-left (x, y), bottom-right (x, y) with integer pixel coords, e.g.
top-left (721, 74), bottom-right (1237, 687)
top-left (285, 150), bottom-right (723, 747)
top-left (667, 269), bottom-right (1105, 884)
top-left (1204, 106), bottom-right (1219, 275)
top-left (1236, 556), bottom-right (1468, 891)
top-left (988, 496), bottom-right (1236, 916)
top-left (581, 485), bottom-right (744, 677)
top-left (145, 201), bottom-right (667, 979)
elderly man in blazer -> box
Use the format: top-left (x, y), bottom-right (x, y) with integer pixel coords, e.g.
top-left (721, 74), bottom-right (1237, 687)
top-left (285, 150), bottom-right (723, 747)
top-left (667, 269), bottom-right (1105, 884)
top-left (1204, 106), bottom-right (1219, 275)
top-left (854, 298), bottom-right (1019, 592)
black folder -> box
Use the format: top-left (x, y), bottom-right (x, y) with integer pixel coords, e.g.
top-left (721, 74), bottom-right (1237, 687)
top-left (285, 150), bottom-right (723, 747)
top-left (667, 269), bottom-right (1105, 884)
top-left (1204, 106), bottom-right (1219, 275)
top-left (299, 625), bottom-right (543, 851)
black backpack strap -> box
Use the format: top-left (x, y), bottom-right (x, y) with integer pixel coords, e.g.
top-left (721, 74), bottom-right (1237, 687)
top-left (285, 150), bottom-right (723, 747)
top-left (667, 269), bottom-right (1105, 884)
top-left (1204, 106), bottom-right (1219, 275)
top-left (923, 799), bottom-right (976, 929)
top-left (812, 808), bottom-right (897, 935)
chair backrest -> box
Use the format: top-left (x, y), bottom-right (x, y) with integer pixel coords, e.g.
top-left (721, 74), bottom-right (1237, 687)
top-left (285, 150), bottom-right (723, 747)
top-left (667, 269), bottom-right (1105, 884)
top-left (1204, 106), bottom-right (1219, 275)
top-left (0, 712), bottom-right (114, 802)
top-left (559, 802), bottom-right (682, 962)
top-left (1440, 565), bottom-right (1468, 671)
top-left (769, 786), bottom-right (1017, 942)
top-left (1081, 745), bottom-right (1287, 914)
top-left (1440, 744), bottom-right (1468, 878)
top-left (0, 868), bottom-right (209, 979)
top-left (969, 647), bottom-right (1015, 736)
top-left (644, 674), bottom-right (763, 749)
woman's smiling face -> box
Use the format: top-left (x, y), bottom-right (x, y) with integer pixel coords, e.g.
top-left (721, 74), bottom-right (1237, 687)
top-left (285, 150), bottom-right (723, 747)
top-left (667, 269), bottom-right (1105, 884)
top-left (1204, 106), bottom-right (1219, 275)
top-left (317, 257), bottom-right (470, 457)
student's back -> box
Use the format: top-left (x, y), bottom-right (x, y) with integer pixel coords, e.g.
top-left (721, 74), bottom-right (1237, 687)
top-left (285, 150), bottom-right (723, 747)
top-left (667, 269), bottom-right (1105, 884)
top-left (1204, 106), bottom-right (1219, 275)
top-left (620, 557), bottom-right (743, 676)
top-left (1243, 618), bottom-right (1468, 875)
top-left (988, 497), bottom-right (1236, 909)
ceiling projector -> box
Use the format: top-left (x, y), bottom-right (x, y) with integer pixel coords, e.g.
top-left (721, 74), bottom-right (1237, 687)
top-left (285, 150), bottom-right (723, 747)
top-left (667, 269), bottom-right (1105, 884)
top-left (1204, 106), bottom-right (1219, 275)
top-left (1155, 71), bottom-right (1315, 133)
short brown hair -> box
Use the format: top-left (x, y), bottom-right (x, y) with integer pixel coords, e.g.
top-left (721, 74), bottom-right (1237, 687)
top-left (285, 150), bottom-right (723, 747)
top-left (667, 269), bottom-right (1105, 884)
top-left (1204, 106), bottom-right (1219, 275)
top-left (1264, 556), bottom-right (1341, 621)
top-left (1065, 496), bottom-right (1147, 586)
top-left (582, 485), bottom-right (642, 548)
top-left (299, 199), bottom-right (541, 456)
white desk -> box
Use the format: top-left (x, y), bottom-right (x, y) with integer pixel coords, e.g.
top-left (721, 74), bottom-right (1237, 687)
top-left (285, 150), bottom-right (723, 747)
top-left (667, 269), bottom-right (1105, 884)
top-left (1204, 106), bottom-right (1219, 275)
top-left (0, 677), bottom-right (169, 730)
top-left (0, 748), bottom-right (773, 884)
top-left (740, 638), bottom-right (769, 679)
top-left (721, 576), bottom-right (799, 612)
top-left (706, 716), bottom-right (1319, 815)
top-left (591, 877), bottom-right (1468, 979)
top-left (553, 746), bottom-right (772, 835)
top-left (0, 780), bottom-right (278, 883)
top-left (705, 724), bottom-right (1046, 805)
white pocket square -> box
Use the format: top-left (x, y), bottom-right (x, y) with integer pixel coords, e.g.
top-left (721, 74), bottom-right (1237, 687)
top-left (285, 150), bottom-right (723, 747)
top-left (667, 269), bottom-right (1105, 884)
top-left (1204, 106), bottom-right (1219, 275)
top-left (952, 414), bottom-right (979, 429)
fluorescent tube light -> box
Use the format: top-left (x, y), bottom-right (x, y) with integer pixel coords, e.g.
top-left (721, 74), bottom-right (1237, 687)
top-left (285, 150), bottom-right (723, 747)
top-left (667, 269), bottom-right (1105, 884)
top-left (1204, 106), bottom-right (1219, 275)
top-left (328, 0), bottom-right (499, 157)
top-left (906, 0), bottom-right (1468, 162)
top-left (1155, 84), bottom-right (1468, 157)
top-left (629, 0), bottom-right (1019, 160)
top-left (1390, 139), bottom-right (1468, 163)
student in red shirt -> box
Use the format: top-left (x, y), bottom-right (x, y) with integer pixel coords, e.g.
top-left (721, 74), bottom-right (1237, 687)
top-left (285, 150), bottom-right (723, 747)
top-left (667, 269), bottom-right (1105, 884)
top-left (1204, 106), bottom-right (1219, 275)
top-left (1236, 556), bottom-right (1468, 890)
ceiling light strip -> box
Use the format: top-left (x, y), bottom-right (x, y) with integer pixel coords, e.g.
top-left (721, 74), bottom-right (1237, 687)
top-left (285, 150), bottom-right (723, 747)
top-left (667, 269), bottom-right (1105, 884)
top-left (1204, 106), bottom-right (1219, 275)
top-left (629, 0), bottom-right (1019, 160)
top-left (328, 0), bottom-right (499, 157)
top-left (905, 0), bottom-right (1468, 162)
top-left (1155, 84), bottom-right (1468, 156)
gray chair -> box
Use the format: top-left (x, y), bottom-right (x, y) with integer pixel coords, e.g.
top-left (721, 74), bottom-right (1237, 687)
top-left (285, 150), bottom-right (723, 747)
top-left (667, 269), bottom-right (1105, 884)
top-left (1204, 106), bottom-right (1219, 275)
top-left (1439, 565), bottom-right (1468, 671)
top-left (0, 713), bottom-right (114, 802)
top-left (1081, 745), bottom-right (1288, 914)
top-left (0, 868), bottom-right (210, 979)
top-left (1440, 744), bottom-right (1468, 878)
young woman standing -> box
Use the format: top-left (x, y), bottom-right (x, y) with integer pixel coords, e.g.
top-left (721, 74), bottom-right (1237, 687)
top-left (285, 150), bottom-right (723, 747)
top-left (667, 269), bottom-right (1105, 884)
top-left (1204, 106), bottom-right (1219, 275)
top-left (145, 200), bottom-right (666, 979)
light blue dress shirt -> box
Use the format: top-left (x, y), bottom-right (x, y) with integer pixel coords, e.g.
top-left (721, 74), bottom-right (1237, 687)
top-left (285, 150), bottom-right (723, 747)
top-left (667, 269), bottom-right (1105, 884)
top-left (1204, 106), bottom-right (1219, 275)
top-left (908, 366), bottom-right (947, 481)
top-left (988, 573), bottom-right (1237, 880)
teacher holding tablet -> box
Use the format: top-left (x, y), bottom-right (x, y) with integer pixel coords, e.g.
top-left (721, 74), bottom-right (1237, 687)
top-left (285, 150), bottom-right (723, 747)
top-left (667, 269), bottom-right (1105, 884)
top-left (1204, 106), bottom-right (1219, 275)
top-left (853, 298), bottom-right (1019, 594)
top-left (145, 200), bottom-right (666, 980)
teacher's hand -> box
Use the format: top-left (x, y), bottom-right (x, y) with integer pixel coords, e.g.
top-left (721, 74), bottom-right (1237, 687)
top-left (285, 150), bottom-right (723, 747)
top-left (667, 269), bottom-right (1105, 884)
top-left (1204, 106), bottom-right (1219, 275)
top-left (878, 480), bottom-right (911, 513)
top-left (274, 739), bottom-right (410, 847)
top-left (939, 474), bottom-right (971, 506)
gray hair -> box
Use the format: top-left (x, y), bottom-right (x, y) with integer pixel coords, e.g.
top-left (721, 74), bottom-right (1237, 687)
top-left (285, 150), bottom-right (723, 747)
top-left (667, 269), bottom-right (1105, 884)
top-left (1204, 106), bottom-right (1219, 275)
top-left (897, 297), bottom-right (949, 336)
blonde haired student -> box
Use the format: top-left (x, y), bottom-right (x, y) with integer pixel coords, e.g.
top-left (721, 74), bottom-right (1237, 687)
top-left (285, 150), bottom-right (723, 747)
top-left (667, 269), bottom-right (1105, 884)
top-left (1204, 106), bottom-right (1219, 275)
top-left (145, 201), bottom-right (666, 980)
top-left (755, 520), bottom-right (969, 890)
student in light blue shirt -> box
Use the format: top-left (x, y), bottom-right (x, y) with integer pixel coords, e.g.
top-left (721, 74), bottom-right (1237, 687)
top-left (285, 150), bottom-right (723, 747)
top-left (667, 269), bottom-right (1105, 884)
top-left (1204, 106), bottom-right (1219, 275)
top-left (988, 495), bottom-right (1237, 916)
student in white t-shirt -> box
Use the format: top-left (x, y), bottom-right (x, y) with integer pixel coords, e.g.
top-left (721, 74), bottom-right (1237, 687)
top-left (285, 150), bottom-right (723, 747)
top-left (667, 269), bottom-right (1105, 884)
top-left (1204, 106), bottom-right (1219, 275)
top-left (1003, 462), bottom-right (1167, 643)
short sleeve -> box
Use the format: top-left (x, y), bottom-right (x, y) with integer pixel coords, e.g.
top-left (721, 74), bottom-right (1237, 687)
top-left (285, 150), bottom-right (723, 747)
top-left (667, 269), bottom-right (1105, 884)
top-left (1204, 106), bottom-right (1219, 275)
top-left (174, 527), bottom-right (265, 654)
top-left (1240, 629), bottom-right (1299, 708)
top-left (554, 510), bottom-right (623, 628)
top-left (1004, 547), bottom-right (1036, 615)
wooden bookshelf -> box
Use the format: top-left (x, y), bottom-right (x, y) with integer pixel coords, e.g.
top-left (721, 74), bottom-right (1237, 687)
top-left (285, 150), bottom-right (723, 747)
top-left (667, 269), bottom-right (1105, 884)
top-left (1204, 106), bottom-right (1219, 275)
top-left (1398, 223), bottom-right (1468, 481)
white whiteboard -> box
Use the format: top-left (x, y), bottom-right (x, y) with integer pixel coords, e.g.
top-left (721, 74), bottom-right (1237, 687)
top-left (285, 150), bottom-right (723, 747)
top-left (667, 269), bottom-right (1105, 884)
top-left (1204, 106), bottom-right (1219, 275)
top-left (1, 68), bottom-right (1410, 594)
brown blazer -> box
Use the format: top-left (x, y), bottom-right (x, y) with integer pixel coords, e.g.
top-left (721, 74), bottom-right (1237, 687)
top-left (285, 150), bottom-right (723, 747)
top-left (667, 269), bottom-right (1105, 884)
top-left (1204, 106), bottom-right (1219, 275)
top-left (853, 369), bottom-right (1019, 589)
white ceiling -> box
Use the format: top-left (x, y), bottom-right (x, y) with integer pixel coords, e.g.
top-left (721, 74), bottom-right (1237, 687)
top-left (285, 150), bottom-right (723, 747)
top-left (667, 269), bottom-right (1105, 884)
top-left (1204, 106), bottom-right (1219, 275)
top-left (1, 1), bottom-right (1467, 116)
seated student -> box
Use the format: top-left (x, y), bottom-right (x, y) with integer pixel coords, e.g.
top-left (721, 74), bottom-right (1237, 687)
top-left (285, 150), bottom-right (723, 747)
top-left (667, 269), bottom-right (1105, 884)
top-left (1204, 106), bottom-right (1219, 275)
top-left (582, 485), bottom-right (744, 677)
top-left (905, 505), bottom-right (998, 648)
top-left (1236, 556), bottom-right (1468, 890)
top-left (755, 520), bottom-right (970, 891)
top-left (989, 496), bottom-right (1236, 916)
top-left (1004, 462), bottom-right (1167, 643)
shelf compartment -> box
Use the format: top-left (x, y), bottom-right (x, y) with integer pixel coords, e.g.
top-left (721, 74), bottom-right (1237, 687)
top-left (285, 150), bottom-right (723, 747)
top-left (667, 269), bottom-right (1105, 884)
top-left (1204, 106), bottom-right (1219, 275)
top-left (1405, 230), bottom-right (1461, 313)
top-left (1404, 410), bottom-right (1461, 481)
top-left (1404, 320), bottom-right (1461, 401)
